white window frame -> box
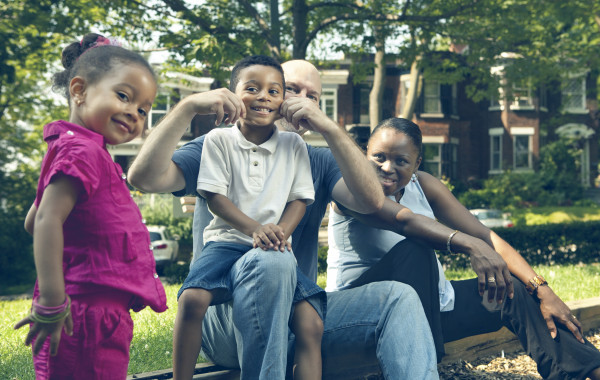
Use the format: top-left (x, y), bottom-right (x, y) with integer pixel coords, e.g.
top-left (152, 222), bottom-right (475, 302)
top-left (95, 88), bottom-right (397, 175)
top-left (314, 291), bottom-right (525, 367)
top-left (421, 137), bottom-right (443, 177)
top-left (562, 74), bottom-right (587, 114)
top-left (422, 80), bottom-right (443, 117)
top-left (320, 87), bottom-right (338, 122)
top-left (489, 128), bottom-right (504, 174)
top-left (511, 127), bottom-right (534, 171)
top-left (149, 93), bottom-right (171, 130)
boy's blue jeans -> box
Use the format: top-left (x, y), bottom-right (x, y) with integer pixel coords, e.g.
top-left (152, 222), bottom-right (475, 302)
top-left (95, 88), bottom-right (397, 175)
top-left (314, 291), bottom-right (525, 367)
top-left (200, 247), bottom-right (438, 379)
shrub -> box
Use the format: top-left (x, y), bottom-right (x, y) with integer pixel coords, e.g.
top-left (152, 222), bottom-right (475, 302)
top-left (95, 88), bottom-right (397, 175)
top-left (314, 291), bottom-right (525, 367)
top-left (438, 221), bottom-right (600, 269)
top-left (456, 139), bottom-right (584, 210)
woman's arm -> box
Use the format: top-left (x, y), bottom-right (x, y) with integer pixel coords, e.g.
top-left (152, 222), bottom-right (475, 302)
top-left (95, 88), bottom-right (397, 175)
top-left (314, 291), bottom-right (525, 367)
top-left (419, 171), bottom-right (536, 284)
top-left (419, 171), bottom-right (584, 342)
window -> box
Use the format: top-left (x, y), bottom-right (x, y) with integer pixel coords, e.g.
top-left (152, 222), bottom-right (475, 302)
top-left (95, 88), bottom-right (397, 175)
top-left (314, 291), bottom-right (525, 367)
top-left (422, 143), bottom-right (441, 177)
top-left (510, 82), bottom-right (533, 109)
top-left (423, 81), bottom-right (441, 114)
top-left (320, 88), bottom-right (337, 121)
top-left (149, 93), bottom-right (171, 129)
top-left (359, 87), bottom-right (370, 124)
top-left (489, 128), bottom-right (504, 173)
top-left (489, 82), bottom-right (533, 110)
top-left (562, 76), bottom-right (586, 112)
top-left (451, 84), bottom-right (458, 116)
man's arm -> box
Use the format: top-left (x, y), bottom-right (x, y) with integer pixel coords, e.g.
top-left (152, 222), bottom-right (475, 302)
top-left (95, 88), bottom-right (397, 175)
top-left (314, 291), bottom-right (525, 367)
top-left (128, 89), bottom-right (245, 194)
top-left (280, 97), bottom-right (384, 214)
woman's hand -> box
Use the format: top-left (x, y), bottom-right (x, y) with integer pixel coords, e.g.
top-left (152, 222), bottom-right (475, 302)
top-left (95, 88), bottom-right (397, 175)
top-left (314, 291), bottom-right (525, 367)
top-left (14, 309), bottom-right (74, 356)
top-left (467, 238), bottom-right (514, 304)
top-left (252, 223), bottom-right (289, 252)
top-left (537, 286), bottom-right (584, 343)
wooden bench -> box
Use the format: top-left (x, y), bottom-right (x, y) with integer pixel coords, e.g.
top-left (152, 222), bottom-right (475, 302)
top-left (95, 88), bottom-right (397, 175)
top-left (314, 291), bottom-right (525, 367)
top-left (129, 297), bottom-right (600, 379)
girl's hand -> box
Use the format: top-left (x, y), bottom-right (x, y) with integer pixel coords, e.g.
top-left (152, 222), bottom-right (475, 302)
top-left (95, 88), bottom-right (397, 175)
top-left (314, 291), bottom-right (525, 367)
top-left (14, 310), bottom-right (74, 356)
top-left (252, 224), bottom-right (287, 251)
top-left (537, 286), bottom-right (584, 343)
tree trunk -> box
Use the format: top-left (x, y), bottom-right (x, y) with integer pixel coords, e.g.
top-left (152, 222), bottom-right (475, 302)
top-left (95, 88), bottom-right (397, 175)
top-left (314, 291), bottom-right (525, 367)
top-left (292, 0), bottom-right (308, 59)
top-left (401, 58), bottom-right (422, 121)
top-left (270, 0), bottom-right (280, 58)
top-left (369, 31), bottom-right (385, 132)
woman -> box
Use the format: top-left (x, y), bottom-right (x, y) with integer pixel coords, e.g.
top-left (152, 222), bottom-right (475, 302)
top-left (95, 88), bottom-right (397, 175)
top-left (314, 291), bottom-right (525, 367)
top-left (326, 117), bottom-right (600, 379)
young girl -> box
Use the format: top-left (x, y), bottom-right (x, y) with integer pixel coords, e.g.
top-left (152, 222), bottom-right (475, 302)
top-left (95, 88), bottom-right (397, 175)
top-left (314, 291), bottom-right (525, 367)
top-left (173, 55), bottom-right (325, 379)
top-left (14, 33), bottom-right (167, 379)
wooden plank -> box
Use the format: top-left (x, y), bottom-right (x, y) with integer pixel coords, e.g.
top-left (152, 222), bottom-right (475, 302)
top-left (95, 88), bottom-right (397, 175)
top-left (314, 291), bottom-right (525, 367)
top-left (129, 298), bottom-right (600, 378)
top-left (128, 363), bottom-right (239, 380)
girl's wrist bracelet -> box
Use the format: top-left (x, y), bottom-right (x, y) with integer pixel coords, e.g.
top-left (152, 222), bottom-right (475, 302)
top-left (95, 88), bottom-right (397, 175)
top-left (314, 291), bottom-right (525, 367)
top-left (32, 295), bottom-right (70, 316)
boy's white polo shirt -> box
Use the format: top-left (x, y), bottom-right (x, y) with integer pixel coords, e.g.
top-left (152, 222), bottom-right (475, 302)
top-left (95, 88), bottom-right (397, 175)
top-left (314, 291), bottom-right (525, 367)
top-left (198, 125), bottom-right (314, 246)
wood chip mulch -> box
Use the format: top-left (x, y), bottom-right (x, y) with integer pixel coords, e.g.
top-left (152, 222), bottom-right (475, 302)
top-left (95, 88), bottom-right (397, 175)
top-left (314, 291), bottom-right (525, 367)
top-left (438, 329), bottom-right (600, 379)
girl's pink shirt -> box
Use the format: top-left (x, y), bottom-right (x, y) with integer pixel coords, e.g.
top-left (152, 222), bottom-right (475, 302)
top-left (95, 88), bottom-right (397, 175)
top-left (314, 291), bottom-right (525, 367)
top-left (33, 120), bottom-right (167, 312)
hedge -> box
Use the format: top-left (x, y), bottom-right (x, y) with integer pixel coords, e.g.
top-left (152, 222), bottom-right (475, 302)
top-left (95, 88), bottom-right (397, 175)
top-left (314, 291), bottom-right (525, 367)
top-left (438, 221), bottom-right (600, 269)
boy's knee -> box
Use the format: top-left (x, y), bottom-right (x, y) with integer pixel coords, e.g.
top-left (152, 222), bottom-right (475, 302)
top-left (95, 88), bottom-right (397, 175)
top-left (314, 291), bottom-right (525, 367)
top-left (179, 288), bottom-right (211, 319)
top-left (251, 248), bottom-right (296, 277)
top-left (292, 303), bottom-right (324, 345)
top-left (295, 314), bottom-right (324, 346)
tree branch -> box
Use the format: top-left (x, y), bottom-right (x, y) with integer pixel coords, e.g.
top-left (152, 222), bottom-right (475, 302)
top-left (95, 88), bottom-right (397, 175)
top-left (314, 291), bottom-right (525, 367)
top-left (236, 0), bottom-right (276, 53)
top-left (160, 0), bottom-right (243, 47)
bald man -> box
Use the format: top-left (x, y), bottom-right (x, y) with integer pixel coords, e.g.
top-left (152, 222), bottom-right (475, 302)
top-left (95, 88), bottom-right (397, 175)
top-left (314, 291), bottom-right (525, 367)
top-left (129, 59), bottom-right (438, 379)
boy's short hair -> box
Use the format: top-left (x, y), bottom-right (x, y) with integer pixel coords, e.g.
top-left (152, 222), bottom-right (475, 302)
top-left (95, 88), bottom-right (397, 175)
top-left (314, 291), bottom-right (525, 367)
top-left (229, 55), bottom-right (285, 92)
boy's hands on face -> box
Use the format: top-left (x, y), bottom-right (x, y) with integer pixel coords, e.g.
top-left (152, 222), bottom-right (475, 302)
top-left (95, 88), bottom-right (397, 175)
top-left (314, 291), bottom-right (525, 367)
top-left (252, 224), bottom-right (291, 252)
top-left (186, 88), bottom-right (246, 126)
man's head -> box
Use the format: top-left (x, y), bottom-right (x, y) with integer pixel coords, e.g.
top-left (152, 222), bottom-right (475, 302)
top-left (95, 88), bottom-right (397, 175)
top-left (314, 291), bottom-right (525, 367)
top-left (278, 60), bottom-right (322, 134)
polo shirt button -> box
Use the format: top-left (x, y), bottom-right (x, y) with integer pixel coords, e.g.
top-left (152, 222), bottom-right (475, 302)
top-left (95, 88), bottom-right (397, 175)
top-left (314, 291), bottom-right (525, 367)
top-left (252, 148), bottom-right (257, 152)
top-left (253, 161), bottom-right (258, 166)
top-left (153, 273), bottom-right (159, 279)
top-left (66, 131), bottom-right (74, 136)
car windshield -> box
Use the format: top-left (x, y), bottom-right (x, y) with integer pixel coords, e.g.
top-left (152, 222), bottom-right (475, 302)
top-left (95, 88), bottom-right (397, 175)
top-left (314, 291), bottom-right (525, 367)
top-left (149, 232), bottom-right (161, 241)
top-left (477, 210), bottom-right (502, 219)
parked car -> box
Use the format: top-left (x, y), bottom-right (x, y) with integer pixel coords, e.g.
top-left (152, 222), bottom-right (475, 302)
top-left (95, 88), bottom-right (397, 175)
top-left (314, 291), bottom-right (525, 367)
top-left (147, 225), bottom-right (180, 265)
top-left (469, 209), bottom-right (514, 228)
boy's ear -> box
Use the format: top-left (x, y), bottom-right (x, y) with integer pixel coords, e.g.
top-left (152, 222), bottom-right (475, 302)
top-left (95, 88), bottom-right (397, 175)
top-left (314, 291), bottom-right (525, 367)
top-left (69, 76), bottom-right (87, 105)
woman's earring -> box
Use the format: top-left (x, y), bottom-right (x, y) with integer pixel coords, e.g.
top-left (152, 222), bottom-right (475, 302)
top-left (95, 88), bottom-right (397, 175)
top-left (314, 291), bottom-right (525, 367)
top-left (411, 173), bottom-right (418, 182)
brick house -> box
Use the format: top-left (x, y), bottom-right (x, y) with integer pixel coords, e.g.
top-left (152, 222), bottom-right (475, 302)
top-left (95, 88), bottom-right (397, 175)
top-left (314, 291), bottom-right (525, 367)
top-left (110, 60), bottom-right (599, 187)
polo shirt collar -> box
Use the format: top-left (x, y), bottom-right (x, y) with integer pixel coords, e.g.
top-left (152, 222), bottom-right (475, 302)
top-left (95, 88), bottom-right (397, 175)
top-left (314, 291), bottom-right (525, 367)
top-left (233, 123), bottom-right (279, 154)
top-left (44, 120), bottom-right (106, 148)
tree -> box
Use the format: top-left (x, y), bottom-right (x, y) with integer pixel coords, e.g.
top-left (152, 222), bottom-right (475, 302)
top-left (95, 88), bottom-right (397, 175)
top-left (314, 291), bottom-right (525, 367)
top-left (0, 0), bottom-right (153, 290)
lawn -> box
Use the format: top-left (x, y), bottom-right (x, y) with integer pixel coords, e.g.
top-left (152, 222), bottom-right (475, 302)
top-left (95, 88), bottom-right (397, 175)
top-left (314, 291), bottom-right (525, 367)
top-left (510, 205), bottom-right (600, 226)
top-left (2, 263), bottom-right (599, 379)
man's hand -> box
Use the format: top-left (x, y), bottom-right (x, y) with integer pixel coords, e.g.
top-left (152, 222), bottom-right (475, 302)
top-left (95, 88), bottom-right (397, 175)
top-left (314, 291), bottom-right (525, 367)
top-left (467, 238), bottom-right (514, 304)
top-left (252, 224), bottom-right (290, 252)
top-left (280, 97), bottom-right (336, 135)
top-left (185, 88), bottom-right (246, 126)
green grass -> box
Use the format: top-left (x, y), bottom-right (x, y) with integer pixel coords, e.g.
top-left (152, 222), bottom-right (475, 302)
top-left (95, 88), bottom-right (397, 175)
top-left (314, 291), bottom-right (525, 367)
top-left (0, 284), bottom-right (196, 379)
top-left (2, 263), bottom-right (599, 378)
top-left (444, 263), bottom-right (600, 302)
top-left (511, 205), bottom-right (600, 226)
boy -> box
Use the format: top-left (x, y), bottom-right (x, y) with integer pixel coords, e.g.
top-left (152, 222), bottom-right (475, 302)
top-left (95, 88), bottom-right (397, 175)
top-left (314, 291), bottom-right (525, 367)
top-left (172, 55), bottom-right (325, 380)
